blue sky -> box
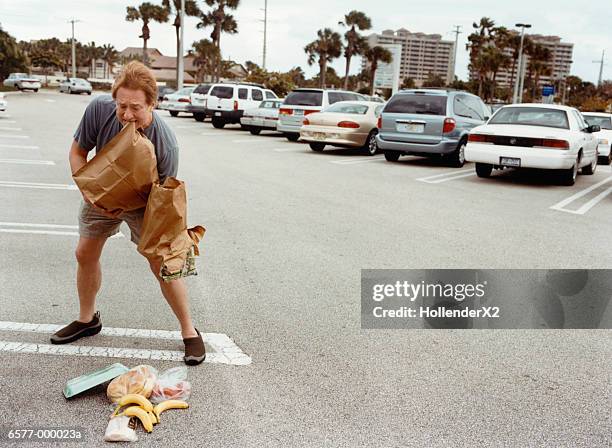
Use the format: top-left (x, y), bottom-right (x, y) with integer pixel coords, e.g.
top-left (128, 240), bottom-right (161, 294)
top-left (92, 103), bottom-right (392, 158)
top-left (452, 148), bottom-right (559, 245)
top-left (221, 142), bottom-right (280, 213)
top-left (1, 0), bottom-right (609, 83)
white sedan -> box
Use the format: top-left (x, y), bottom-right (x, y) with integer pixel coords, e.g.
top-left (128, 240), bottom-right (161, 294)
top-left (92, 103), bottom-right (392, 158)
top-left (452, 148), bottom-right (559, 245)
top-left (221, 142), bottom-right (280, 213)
top-left (159, 87), bottom-right (195, 117)
top-left (583, 112), bottom-right (612, 165)
top-left (240, 99), bottom-right (283, 135)
top-left (0, 93), bottom-right (6, 111)
top-left (465, 104), bottom-right (599, 186)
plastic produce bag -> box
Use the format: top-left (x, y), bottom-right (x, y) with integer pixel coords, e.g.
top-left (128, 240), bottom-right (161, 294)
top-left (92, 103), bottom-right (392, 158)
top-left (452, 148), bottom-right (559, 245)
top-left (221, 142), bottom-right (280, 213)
top-left (104, 415), bottom-right (138, 442)
top-left (149, 366), bottom-right (192, 404)
top-left (107, 365), bottom-right (158, 403)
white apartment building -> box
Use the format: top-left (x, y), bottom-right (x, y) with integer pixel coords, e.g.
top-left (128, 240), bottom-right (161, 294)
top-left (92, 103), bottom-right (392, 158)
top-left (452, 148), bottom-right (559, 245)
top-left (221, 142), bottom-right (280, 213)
top-left (362, 28), bottom-right (455, 87)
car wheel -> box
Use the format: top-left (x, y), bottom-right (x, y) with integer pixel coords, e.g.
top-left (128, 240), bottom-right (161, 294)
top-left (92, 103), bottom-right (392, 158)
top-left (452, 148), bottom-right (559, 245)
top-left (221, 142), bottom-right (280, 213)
top-left (169, 111), bottom-right (179, 117)
top-left (598, 150), bottom-right (612, 165)
top-left (559, 157), bottom-right (579, 186)
top-left (364, 130), bottom-right (378, 156)
top-left (475, 163), bottom-right (493, 178)
top-left (285, 133), bottom-right (299, 142)
top-left (309, 142), bottom-right (325, 152)
top-left (384, 150), bottom-right (401, 162)
top-left (448, 139), bottom-right (466, 167)
top-left (193, 113), bottom-right (205, 122)
top-left (211, 117), bottom-right (225, 129)
top-left (87, 92), bottom-right (91, 95)
top-left (249, 127), bottom-right (261, 135)
top-left (33, 89), bottom-right (38, 93)
top-left (582, 156), bottom-right (597, 175)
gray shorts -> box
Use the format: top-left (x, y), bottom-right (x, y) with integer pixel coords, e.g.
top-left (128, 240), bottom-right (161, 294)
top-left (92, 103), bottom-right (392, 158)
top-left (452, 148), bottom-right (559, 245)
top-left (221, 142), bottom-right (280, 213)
top-left (78, 201), bottom-right (145, 244)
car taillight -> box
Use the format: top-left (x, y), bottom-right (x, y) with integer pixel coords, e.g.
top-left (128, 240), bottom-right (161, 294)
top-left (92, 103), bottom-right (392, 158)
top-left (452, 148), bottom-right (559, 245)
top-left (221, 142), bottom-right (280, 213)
top-left (443, 117), bottom-right (456, 133)
top-left (279, 108), bottom-right (292, 115)
top-left (377, 116), bottom-right (382, 129)
top-left (178, 98), bottom-right (190, 103)
top-left (304, 110), bottom-right (318, 115)
top-left (535, 139), bottom-right (570, 150)
top-left (303, 118), bottom-right (310, 125)
top-left (338, 121), bottom-right (360, 129)
top-left (468, 133), bottom-right (488, 143)
top-left (234, 100), bottom-right (239, 111)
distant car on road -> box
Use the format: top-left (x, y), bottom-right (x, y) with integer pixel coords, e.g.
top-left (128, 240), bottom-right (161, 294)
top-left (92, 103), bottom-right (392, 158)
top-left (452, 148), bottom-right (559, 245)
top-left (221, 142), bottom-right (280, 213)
top-left (0, 93), bottom-right (7, 111)
top-left (3, 73), bottom-right (41, 92)
top-left (188, 83), bottom-right (212, 122)
top-left (583, 112), bottom-right (612, 165)
top-left (240, 99), bottom-right (283, 134)
top-left (300, 101), bottom-right (384, 155)
top-left (465, 104), bottom-right (599, 185)
top-left (205, 82), bottom-right (278, 128)
top-left (377, 89), bottom-right (491, 167)
top-left (156, 86), bottom-right (175, 107)
top-left (159, 87), bottom-right (195, 117)
top-left (59, 78), bottom-right (92, 95)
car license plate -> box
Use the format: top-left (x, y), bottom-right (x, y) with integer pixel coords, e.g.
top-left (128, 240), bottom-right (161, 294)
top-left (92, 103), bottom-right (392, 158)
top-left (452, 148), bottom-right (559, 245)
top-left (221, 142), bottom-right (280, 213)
top-left (294, 110), bottom-right (304, 116)
top-left (397, 123), bottom-right (424, 133)
top-left (500, 157), bottom-right (520, 167)
top-left (312, 132), bottom-right (326, 141)
top-left (214, 112), bottom-right (222, 117)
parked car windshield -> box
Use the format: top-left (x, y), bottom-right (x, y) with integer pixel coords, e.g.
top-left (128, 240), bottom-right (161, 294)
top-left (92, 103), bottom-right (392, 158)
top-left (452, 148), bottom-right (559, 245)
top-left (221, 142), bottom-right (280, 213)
top-left (384, 94), bottom-right (447, 115)
top-left (193, 84), bottom-right (211, 94)
top-left (583, 115), bottom-right (612, 130)
top-left (177, 87), bottom-right (195, 96)
top-left (489, 107), bottom-right (570, 129)
top-left (210, 86), bottom-right (234, 99)
top-left (324, 103), bottom-right (369, 115)
top-left (284, 90), bottom-right (323, 106)
top-left (259, 101), bottom-right (279, 109)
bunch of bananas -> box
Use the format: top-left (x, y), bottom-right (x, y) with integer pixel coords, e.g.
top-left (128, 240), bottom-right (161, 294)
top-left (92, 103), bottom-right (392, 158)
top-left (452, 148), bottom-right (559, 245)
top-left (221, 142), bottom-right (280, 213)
top-left (110, 394), bottom-right (189, 433)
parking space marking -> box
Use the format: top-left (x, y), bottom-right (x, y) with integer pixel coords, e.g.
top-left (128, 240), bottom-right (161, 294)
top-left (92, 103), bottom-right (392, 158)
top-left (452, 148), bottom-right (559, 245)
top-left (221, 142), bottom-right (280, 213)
top-left (273, 147), bottom-right (303, 152)
top-left (0, 322), bottom-right (251, 365)
top-left (0, 159), bottom-right (55, 165)
top-left (0, 134), bottom-right (29, 139)
top-left (550, 176), bottom-right (612, 215)
top-left (331, 156), bottom-right (385, 165)
top-left (0, 127), bottom-right (22, 131)
top-left (231, 139), bottom-right (262, 143)
top-left (416, 169), bottom-right (475, 184)
top-left (0, 144), bottom-right (39, 149)
top-left (0, 180), bottom-right (78, 190)
top-left (200, 131), bottom-right (232, 136)
top-left (0, 120), bottom-right (17, 124)
top-left (0, 222), bottom-right (124, 238)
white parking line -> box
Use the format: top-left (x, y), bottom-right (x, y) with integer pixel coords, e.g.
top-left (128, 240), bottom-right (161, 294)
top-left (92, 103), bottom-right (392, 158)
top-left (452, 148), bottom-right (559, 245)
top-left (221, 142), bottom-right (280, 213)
top-left (200, 132), bottom-right (231, 136)
top-left (0, 321), bottom-right (251, 365)
top-left (331, 156), bottom-right (385, 165)
top-left (273, 147), bottom-right (303, 152)
top-left (0, 134), bottom-right (29, 139)
top-left (0, 120), bottom-right (17, 124)
top-left (0, 127), bottom-right (22, 131)
top-left (0, 159), bottom-right (55, 165)
top-left (416, 169), bottom-right (475, 184)
top-left (550, 176), bottom-right (612, 215)
top-left (0, 180), bottom-right (78, 190)
top-left (0, 144), bottom-right (39, 149)
top-left (231, 139), bottom-right (261, 143)
top-left (0, 222), bottom-right (124, 238)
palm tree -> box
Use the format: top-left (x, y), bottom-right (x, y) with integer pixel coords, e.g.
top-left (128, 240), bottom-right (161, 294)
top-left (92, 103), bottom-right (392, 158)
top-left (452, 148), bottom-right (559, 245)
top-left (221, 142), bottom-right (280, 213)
top-left (162, 0), bottom-right (201, 85)
top-left (304, 28), bottom-right (343, 88)
top-left (364, 45), bottom-right (392, 95)
top-left (338, 10), bottom-right (371, 90)
top-left (197, 0), bottom-right (240, 82)
top-left (191, 38), bottom-right (219, 82)
top-left (527, 44), bottom-right (552, 99)
top-left (466, 17), bottom-right (496, 97)
top-left (101, 44), bottom-right (119, 79)
top-left (83, 42), bottom-right (104, 78)
top-left (125, 2), bottom-right (169, 66)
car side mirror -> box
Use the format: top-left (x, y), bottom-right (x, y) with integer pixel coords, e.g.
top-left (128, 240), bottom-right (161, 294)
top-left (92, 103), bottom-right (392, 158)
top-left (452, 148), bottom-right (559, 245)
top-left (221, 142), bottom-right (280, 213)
top-left (587, 125), bottom-right (601, 133)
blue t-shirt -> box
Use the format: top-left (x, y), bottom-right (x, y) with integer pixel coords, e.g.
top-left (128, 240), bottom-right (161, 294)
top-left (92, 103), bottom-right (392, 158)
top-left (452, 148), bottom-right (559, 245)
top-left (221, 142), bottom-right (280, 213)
top-left (73, 95), bottom-right (178, 181)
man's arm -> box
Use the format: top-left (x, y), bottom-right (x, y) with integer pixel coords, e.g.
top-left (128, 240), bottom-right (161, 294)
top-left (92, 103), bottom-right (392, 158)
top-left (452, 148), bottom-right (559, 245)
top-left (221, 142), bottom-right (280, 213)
top-left (69, 139), bottom-right (88, 175)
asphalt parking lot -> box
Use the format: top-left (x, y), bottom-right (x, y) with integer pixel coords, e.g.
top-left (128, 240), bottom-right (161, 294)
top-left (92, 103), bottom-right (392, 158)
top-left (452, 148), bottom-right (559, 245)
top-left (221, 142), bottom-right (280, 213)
top-left (0, 89), bottom-right (610, 447)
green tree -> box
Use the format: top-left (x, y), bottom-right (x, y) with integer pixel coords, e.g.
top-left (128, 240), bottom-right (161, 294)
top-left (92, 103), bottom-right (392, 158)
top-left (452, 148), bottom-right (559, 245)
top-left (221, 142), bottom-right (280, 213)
top-left (422, 72), bottom-right (446, 88)
top-left (304, 28), bottom-right (343, 88)
top-left (526, 44), bottom-right (552, 99)
top-left (162, 0), bottom-right (201, 85)
top-left (101, 44), bottom-right (119, 79)
top-left (191, 38), bottom-right (220, 82)
top-left (83, 42), bottom-right (104, 78)
top-left (287, 66), bottom-right (306, 86)
top-left (466, 17), bottom-right (496, 97)
top-left (364, 45), bottom-right (392, 95)
top-left (125, 2), bottom-right (169, 66)
top-left (197, 0), bottom-right (240, 82)
top-left (0, 26), bottom-right (29, 80)
top-left (401, 77), bottom-right (416, 89)
top-left (338, 10), bottom-right (371, 90)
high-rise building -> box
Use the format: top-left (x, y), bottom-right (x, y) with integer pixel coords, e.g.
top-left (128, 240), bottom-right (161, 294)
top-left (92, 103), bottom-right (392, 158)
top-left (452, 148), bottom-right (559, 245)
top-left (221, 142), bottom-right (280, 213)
top-left (362, 29), bottom-right (455, 87)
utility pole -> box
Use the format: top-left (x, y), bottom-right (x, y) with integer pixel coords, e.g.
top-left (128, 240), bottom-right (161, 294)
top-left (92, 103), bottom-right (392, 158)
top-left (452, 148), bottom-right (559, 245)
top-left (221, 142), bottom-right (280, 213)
top-left (593, 49), bottom-right (605, 87)
top-left (177, 0), bottom-right (185, 89)
top-left (68, 18), bottom-right (81, 78)
top-left (512, 23), bottom-right (531, 104)
top-left (261, 0), bottom-right (268, 69)
top-left (450, 25), bottom-right (462, 84)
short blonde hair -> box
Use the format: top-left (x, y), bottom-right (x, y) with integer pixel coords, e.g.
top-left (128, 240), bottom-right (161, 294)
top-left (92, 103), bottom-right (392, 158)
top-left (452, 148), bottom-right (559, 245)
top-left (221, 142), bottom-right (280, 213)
top-left (112, 61), bottom-right (157, 106)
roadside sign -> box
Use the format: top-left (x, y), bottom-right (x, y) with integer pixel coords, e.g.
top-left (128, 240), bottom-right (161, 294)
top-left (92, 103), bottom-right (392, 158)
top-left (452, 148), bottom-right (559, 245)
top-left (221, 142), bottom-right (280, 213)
top-left (542, 86), bottom-right (555, 97)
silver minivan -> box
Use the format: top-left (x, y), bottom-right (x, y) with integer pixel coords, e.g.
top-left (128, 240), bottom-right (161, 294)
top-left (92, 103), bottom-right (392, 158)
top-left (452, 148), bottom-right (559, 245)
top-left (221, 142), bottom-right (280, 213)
top-left (376, 89), bottom-right (490, 167)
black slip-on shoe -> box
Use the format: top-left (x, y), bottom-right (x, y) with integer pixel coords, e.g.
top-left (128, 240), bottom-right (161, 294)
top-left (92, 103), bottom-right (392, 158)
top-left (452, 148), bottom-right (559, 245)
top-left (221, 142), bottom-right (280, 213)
top-left (183, 328), bottom-right (206, 365)
top-left (50, 311), bottom-right (102, 345)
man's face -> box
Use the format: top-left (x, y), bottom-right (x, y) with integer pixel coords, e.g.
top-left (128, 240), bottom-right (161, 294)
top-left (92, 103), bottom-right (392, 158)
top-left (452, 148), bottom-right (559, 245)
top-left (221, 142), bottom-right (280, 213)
top-left (115, 87), bottom-right (154, 129)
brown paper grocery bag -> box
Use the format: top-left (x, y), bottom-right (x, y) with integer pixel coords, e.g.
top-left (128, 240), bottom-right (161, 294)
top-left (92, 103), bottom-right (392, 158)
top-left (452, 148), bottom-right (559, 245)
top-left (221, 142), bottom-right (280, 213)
top-left (137, 177), bottom-right (205, 282)
top-left (72, 121), bottom-right (158, 217)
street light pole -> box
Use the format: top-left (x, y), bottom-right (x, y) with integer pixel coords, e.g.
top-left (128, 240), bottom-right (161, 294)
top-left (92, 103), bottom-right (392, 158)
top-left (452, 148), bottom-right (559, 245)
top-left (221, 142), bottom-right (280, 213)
top-left (512, 23), bottom-right (531, 104)
top-left (262, 0), bottom-right (268, 70)
top-left (177, 0), bottom-right (185, 89)
top-left (451, 25), bottom-right (462, 83)
top-left (68, 18), bottom-right (81, 78)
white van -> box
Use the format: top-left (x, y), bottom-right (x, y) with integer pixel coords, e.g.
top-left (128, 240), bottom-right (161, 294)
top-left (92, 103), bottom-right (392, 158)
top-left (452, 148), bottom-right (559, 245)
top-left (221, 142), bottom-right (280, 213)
top-left (189, 83), bottom-right (212, 122)
top-left (205, 82), bottom-right (278, 128)
top-left (277, 88), bottom-right (367, 141)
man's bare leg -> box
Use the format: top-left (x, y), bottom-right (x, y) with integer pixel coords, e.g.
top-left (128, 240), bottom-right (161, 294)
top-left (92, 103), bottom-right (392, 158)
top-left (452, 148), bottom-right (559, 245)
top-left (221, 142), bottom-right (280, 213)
top-left (75, 236), bottom-right (108, 323)
top-left (149, 261), bottom-right (198, 339)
